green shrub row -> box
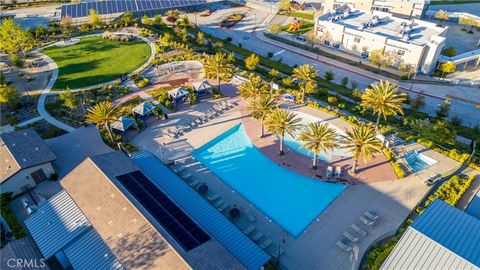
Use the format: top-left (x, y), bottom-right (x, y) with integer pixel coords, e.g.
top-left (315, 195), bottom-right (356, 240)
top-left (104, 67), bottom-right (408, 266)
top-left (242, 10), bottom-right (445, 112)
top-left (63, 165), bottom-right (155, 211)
top-left (0, 193), bottom-right (27, 241)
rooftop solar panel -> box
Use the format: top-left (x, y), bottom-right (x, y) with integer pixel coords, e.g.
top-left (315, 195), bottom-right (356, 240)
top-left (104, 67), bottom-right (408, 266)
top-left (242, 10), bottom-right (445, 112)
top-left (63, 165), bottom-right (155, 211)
top-left (116, 170), bottom-right (210, 252)
top-left (145, 0), bottom-right (153, 11)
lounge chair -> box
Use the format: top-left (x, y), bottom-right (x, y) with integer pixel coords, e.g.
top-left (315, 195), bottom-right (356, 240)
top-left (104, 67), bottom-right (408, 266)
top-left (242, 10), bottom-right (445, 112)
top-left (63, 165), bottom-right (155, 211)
top-left (172, 165), bottom-right (186, 173)
top-left (218, 202), bottom-right (229, 212)
top-left (336, 239), bottom-right (353, 252)
top-left (207, 193), bottom-right (220, 202)
top-left (326, 166), bottom-right (333, 178)
top-left (350, 224), bottom-right (367, 236)
top-left (260, 238), bottom-right (272, 249)
top-left (194, 118), bottom-right (203, 125)
top-left (242, 224), bottom-right (255, 234)
top-left (364, 210), bottom-right (379, 221)
top-left (335, 166), bottom-right (341, 178)
top-left (359, 216), bottom-right (375, 227)
top-left (180, 173), bottom-right (192, 180)
top-left (343, 231), bottom-right (359, 242)
top-left (269, 247), bottom-right (284, 259)
top-left (189, 179), bottom-right (200, 187)
top-left (214, 199), bottom-right (225, 208)
top-left (246, 211), bottom-right (256, 222)
top-left (251, 231), bottom-right (263, 241)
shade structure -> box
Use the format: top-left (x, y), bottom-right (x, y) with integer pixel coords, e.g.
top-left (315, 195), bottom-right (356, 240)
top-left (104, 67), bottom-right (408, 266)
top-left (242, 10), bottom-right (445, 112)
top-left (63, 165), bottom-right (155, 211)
top-left (192, 80), bottom-right (213, 94)
top-left (132, 102), bottom-right (156, 117)
top-left (168, 86), bottom-right (189, 101)
top-left (111, 116), bottom-right (136, 132)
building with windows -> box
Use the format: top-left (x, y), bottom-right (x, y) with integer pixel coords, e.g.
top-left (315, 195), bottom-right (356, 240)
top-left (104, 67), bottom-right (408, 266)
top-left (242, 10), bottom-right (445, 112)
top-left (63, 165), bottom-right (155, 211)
top-left (322, 0), bottom-right (429, 18)
top-left (314, 7), bottom-right (448, 74)
top-left (0, 129), bottom-right (57, 196)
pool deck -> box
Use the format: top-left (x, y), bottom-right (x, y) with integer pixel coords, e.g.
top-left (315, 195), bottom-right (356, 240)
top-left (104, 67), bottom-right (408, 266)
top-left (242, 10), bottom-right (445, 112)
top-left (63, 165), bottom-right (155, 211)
top-left (129, 80), bottom-right (461, 270)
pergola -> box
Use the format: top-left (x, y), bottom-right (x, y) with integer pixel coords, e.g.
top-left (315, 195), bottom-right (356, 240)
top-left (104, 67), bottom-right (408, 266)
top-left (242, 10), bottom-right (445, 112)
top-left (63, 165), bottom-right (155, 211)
top-left (192, 80), bottom-right (213, 95)
top-left (168, 86), bottom-right (189, 101)
top-left (111, 116), bottom-right (137, 141)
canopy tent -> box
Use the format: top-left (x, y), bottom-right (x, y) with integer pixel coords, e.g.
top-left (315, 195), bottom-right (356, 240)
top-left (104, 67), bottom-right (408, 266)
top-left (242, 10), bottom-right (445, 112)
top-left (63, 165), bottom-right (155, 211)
top-left (192, 80), bottom-right (213, 95)
top-left (132, 102), bottom-right (156, 117)
top-left (111, 116), bottom-right (136, 132)
top-left (168, 86), bottom-right (189, 101)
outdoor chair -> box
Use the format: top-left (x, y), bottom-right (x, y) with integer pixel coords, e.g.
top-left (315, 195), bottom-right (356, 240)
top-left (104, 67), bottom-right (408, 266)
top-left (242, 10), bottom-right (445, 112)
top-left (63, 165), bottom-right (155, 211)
top-left (214, 199), bottom-right (225, 208)
top-left (246, 211), bottom-right (256, 222)
top-left (364, 210), bottom-right (380, 221)
top-left (350, 224), bottom-right (367, 236)
top-left (336, 239), bottom-right (353, 252)
top-left (218, 202), bottom-right (229, 212)
top-left (260, 238), bottom-right (273, 249)
top-left (269, 247), bottom-right (284, 259)
top-left (359, 215), bottom-right (375, 227)
top-left (334, 166), bottom-right (341, 178)
top-left (326, 166), bottom-right (333, 178)
top-left (207, 193), bottom-right (220, 202)
top-left (343, 231), bottom-right (359, 242)
top-left (251, 231), bottom-right (264, 242)
top-left (242, 224), bottom-right (255, 235)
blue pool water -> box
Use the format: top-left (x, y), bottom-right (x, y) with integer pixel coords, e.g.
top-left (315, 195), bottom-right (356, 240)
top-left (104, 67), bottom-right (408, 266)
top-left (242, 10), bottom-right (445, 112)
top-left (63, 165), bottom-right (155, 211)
top-left (283, 111), bottom-right (351, 162)
top-left (192, 124), bottom-right (345, 237)
top-left (405, 151), bottom-right (437, 172)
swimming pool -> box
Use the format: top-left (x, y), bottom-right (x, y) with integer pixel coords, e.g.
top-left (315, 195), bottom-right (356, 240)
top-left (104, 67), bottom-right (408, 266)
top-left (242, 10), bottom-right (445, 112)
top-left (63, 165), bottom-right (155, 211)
top-left (192, 124), bottom-right (345, 237)
top-left (283, 111), bottom-right (351, 162)
top-left (405, 151), bottom-right (437, 172)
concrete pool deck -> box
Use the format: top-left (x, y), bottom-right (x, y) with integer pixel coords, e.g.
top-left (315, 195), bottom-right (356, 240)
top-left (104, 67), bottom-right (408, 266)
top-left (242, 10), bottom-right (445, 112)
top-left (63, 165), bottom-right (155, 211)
top-left (129, 81), bottom-right (460, 269)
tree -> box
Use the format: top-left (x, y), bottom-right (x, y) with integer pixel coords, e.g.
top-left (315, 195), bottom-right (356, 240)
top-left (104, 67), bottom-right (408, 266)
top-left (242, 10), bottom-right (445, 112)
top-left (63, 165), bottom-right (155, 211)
top-left (298, 122), bottom-right (338, 169)
top-left (264, 109), bottom-right (302, 155)
top-left (269, 23), bottom-right (282, 34)
top-left (142, 15), bottom-right (153, 25)
top-left (293, 64), bottom-right (317, 103)
top-left (442, 47), bottom-right (456, 57)
top-left (459, 16), bottom-right (477, 31)
top-left (86, 101), bottom-right (119, 143)
top-left (245, 53), bottom-right (260, 71)
top-left (60, 16), bottom-right (74, 37)
top-left (410, 95), bottom-right (425, 110)
top-left (203, 52), bottom-right (233, 94)
top-left (269, 69), bottom-right (280, 78)
top-left (436, 99), bottom-right (451, 119)
top-left (153, 15), bottom-right (163, 25)
top-left (324, 70), bottom-right (334, 81)
top-left (278, 0), bottom-right (291, 11)
top-left (439, 61), bottom-right (456, 76)
top-left (0, 84), bottom-right (17, 104)
top-left (361, 80), bottom-right (407, 132)
top-left (196, 32), bottom-right (205, 46)
top-left (305, 31), bottom-right (316, 48)
top-left (341, 76), bottom-right (349, 87)
top-left (341, 125), bottom-right (382, 174)
top-left (247, 94), bottom-right (277, 137)
top-left (89, 9), bottom-right (101, 27)
top-left (160, 33), bottom-right (173, 45)
top-left (179, 15), bottom-right (190, 28)
top-left (0, 19), bottom-right (35, 57)
top-left (120, 12), bottom-right (134, 26)
top-left (237, 74), bottom-right (269, 99)
top-left (59, 87), bottom-right (78, 113)
top-left (434, 10), bottom-right (449, 25)
top-left (368, 49), bottom-right (396, 69)
top-left (166, 9), bottom-right (180, 22)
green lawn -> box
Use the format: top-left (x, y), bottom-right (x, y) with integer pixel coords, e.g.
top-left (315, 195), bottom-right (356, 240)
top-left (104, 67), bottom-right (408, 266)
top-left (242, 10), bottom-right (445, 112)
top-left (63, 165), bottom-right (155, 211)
top-left (43, 36), bottom-right (151, 90)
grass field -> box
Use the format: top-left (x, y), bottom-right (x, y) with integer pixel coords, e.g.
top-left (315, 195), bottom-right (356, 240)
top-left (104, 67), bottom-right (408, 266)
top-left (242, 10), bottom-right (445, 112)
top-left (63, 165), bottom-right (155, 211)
top-left (43, 36), bottom-right (151, 90)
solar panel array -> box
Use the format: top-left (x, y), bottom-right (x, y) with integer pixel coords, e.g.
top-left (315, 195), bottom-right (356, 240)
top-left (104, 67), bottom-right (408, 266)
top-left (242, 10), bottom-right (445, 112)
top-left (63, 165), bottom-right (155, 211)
top-left (116, 170), bottom-right (210, 252)
top-left (61, 0), bottom-right (207, 18)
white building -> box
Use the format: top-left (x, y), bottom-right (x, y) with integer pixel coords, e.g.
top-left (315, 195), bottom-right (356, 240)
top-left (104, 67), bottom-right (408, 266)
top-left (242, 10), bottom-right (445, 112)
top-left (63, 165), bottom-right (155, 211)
top-left (0, 129), bottom-right (57, 196)
top-left (314, 7), bottom-right (448, 74)
top-left (322, 0), bottom-right (429, 18)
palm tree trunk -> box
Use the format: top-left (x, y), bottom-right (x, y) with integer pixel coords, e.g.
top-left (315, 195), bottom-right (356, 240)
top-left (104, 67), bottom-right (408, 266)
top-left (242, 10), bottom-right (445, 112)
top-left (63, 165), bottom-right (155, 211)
top-left (106, 123), bottom-right (115, 143)
top-left (279, 136), bottom-right (284, 155)
top-left (301, 84), bottom-right (306, 103)
top-left (312, 152), bottom-right (318, 170)
top-left (216, 74), bottom-right (221, 94)
top-left (375, 113), bottom-right (381, 133)
top-left (351, 158), bottom-right (358, 174)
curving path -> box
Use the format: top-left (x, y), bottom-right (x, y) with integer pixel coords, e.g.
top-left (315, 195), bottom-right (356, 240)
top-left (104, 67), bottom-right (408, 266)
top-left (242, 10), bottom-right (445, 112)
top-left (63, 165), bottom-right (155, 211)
top-left (33, 31), bottom-right (156, 132)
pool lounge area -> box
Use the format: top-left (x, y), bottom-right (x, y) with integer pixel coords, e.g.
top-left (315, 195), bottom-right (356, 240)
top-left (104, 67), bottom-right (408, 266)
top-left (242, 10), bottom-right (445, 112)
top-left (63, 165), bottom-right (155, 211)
top-left (192, 124), bottom-right (345, 237)
top-left (404, 151), bottom-right (438, 173)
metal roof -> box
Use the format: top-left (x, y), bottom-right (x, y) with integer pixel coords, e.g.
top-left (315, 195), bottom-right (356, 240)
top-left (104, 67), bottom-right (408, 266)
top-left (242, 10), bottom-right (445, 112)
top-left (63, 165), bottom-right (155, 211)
top-left (466, 189), bottom-right (480, 220)
top-left (25, 190), bottom-right (90, 259)
top-left (64, 229), bottom-right (125, 270)
top-left (1, 128), bottom-right (56, 182)
top-left (24, 190), bottom-right (123, 270)
top-left (381, 199), bottom-right (480, 270)
top-left (132, 102), bottom-right (155, 116)
top-left (0, 236), bottom-right (50, 270)
top-left (131, 150), bottom-right (271, 270)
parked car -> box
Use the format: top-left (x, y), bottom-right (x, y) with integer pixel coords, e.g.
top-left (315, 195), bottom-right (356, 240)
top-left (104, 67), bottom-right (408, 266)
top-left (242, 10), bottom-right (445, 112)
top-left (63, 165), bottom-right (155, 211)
top-left (294, 36), bottom-right (305, 42)
top-left (424, 174), bottom-right (442, 186)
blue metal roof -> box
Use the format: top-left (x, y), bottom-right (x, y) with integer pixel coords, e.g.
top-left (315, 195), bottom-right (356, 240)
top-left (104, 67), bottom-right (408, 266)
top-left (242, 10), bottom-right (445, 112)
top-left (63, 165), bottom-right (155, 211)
top-left (131, 150), bottom-right (270, 270)
top-left (466, 189), bottom-right (480, 220)
top-left (25, 190), bottom-right (90, 259)
top-left (64, 229), bottom-right (124, 270)
top-left (412, 199), bottom-right (480, 267)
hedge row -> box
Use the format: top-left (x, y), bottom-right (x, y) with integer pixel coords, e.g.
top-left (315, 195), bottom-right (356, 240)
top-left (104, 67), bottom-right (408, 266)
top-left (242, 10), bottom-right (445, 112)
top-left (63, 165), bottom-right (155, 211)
top-left (0, 193), bottom-right (27, 241)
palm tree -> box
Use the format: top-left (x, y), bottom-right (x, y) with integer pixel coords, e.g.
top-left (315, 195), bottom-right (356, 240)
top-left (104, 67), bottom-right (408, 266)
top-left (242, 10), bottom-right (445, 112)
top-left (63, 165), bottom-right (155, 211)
top-left (298, 122), bottom-right (338, 170)
top-left (264, 108), bottom-right (301, 155)
top-left (86, 101), bottom-right (119, 143)
top-left (238, 74), bottom-right (268, 100)
top-left (361, 80), bottom-right (407, 132)
top-left (247, 94), bottom-right (277, 137)
top-left (341, 125), bottom-right (382, 174)
top-left (203, 52), bottom-right (233, 94)
top-left (293, 64), bottom-right (317, 103)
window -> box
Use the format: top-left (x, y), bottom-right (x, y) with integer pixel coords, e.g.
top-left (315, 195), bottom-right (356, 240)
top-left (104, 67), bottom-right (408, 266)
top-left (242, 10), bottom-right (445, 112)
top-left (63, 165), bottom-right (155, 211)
top-left (30, 169), bottom-right (47, 184)
top-left (398, 50), bottom-right (406, 56)
top-left (354, 37), bottom-right (361, 43)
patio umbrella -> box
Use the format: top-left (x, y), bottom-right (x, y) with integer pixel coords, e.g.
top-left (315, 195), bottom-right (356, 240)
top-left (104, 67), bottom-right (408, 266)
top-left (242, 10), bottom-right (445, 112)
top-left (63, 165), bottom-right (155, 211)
top-left (111, 116), bottom-right (136, 132)
top-left (168, 86), bottom-right (189, 101)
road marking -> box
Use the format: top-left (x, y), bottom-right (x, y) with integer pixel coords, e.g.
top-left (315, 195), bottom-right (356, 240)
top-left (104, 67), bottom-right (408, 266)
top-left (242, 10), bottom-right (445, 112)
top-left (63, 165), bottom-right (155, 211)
top-left (273, 50), bottom-right (285, 57)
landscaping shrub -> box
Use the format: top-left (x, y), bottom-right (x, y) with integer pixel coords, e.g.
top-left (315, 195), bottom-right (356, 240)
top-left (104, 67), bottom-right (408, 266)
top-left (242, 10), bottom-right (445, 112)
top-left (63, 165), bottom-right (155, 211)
top-left (0, 193), bottom-right (27, 241)
top-left (327, 96), bottom-right (338, 105)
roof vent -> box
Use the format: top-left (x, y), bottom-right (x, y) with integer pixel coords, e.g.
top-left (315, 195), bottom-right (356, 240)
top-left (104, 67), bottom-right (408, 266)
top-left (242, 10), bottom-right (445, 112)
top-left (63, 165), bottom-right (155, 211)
top-left (35, 147), bottom-right (39, 151)
top-left (12, 143), bottom-right (15, 147)
top-left (22, 158), bottom-right (27, 162)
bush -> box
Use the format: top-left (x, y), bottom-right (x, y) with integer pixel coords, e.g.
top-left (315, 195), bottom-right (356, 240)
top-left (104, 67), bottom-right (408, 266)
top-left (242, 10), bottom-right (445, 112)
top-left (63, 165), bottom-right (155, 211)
top-left (341, 76), bottom-right (349, 87)
top-left (327, 96), bottom-right (338, 105)
top-left (324, 70), bottom-right (334, 81)
top-left (442, 47), bottom-right (456, 57)
top-left (0, 193), bottom-right (27, 241)
top-left (392, 162), bottom-right (406, 178)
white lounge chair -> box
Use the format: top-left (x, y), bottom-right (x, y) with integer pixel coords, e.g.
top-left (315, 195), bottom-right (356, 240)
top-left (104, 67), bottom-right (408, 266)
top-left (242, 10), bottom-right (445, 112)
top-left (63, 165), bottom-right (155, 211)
top-left (251, 231), bottom-right (263, 241)
top-left (242, 225), bottom-right (255, 235)
top-left (207, 193), bottom-right (220, 202)
top-left (189, 179), bottom-right (200, 187)
top-left (351, 224), bottom-right (368, 236)
top-left (246, 211), bottom-right (256, 222)
top-left (172, 165), bottom-right (186, 173)
top-left (260, 238), bottom-right (272, 249)
top-left (214, 199), bottom-right (225, 208)
top-left (343, 231), bottom-right (359, 242)
top-left (336, 239), bottom-right (353, 252)
top-left (218, 202), bottom-right (229, 212)
top-left (335, 166), bottom-right (342, 178)
top-left (180, 173), bottom-right (192, 180)
top-left (327, 166), bottom-right (333, 178)
top-left (359, 216), bottom-right (375, 227)
top-left (364, 210), bottom-right (379, 221)
top-left (269, 247), bottom-right (284, 259)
